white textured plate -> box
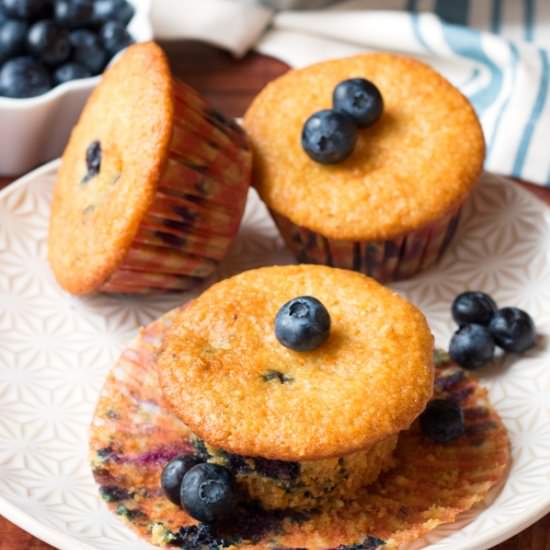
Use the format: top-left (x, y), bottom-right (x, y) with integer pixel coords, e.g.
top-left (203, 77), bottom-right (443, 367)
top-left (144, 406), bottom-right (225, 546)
top-left (0, 161), bottom-right (549, 550)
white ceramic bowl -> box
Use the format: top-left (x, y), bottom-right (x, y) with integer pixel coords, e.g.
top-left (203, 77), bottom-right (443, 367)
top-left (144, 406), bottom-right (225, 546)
top-left (0, 0), bottom-right (153, 176)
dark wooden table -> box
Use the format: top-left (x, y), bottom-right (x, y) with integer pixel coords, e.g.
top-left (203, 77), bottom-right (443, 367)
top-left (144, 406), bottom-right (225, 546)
top-left (0, 41), bottom-right (549, 550)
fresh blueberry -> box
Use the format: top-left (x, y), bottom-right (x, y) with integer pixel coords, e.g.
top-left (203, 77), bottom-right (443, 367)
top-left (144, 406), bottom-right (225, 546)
top-left (70, 29), bottom-right (106, 73)
top-left (489, 307), bottom-right (536, 353)
top-left (333, 78), bottom-right (384, 128)
top-left (53, 60), bottom-right (90, 83)
top-left (161, 455), bottom-right (202, 506)
top-left (449, 323), bottom-right (495, 370)
top-left (54, 0), bottom-right (93, 27)
top-left (180, 463), bottom-right (236, 523)
top-left (420, 399), bottom-right (465, 443)
top-left (1, 0), bottom-right (50, 20)
top-left (99, 20), bottom-right (131, 54)
top-left (27, 20), bottom-right (71, 65)
top-left (0, 56), bottom-right (52, 97)
top-left (451, 291), bottom-right (497, 326)
top-left (93, 0), bottom-right (134, 25)
top-left (275, 296), bottom-right (331, 352)
top-left (301, 109), bottom-right (357, 164)
top-left (0, 19), bottom-right (28, 63)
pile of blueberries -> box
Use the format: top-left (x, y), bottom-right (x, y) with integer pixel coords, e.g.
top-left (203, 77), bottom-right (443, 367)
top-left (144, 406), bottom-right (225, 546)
top-left (419, 294), bottom-right (536, 446)
top-left (449, 291), bottom-right (536, 370)
top-left (0, 0), bottom-right (134, 98)
top-left (302, 78), bottom-right (384, 164)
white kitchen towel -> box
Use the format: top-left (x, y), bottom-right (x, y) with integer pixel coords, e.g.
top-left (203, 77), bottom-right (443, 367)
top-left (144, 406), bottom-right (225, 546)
top-left (152, 0), bottom-right (550, 186)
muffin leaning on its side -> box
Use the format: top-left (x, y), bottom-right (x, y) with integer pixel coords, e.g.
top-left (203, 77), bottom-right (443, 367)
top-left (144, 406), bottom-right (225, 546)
top-left (244, 53), bottom-right (485, 282)
top-left (157, 264), bottom-right (435, 510)
top-left (48, 42), bottom-right (252, 295)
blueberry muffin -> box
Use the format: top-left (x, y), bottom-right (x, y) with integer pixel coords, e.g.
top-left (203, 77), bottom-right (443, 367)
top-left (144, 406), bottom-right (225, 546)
top-left (157, 265), bottom-right (434, 510)
top-left (89, 303), bottom-right (510, 549)
top-left (244, 54), bottom-right (485, 282)
top-left (48, 42), bottom-right (251, 295)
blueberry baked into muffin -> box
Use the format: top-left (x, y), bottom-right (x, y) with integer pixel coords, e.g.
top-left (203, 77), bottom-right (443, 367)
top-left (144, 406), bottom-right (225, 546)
top-left (244, 54), bottom-right (485, 282)
top-left (48, 42), bottom-right (252, 294)
top-left (89, 266), bottom-right (510, 549)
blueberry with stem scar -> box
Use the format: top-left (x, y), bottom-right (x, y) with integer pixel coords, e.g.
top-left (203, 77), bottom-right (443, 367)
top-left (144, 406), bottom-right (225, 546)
top-left (301, 109), bottom-right (357, 164)
top-left (275, 296), bottom-right (331, 352)
top-left (333, 78), bottom-right (384, 128)
top-left (180, 463), bottom-right (236, 523)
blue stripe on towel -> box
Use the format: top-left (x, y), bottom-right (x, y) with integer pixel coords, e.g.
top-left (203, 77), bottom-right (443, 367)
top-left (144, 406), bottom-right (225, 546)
top-left (440, 25), bottom-right (504, 114)
top-left (488, 42), bottom-right (519, 155)
top-left (434, 0), bottom-right (470, 26)
top-left (491, 0), bottom-right (502, 34)
top-left (524, 0), bottom-right (535, 42)
top-left (410, 13), bottom-right (432, 52)
top-left (513, 49), bottom-right (550, 177)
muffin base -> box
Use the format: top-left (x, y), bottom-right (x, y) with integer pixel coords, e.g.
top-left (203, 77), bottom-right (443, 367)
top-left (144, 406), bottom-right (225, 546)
top-left (89, 307), bottom-right (509, 549)
top-left (271, 207), bottom-right (462, 283)
top-left (196, 435), bottom-right (397, 511)
top-left (100, 80), bottom-right (252, 293)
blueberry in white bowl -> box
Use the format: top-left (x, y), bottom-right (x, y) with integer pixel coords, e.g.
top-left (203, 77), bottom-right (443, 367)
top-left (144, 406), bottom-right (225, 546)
top-left (70, 29), bottom-right (107, 73)
top-left (0, 56), bottom-right (51, 97)
top-left (27, 20), bottom-right (71, 66)
top-left (53, 60), bottom-right (90, 83)
top-left (0, 0), bottom-right (138, 99)
top-left (0, 19), bottom-right (28, 63)
top-left (0, 0), bottom-right (151, 175)
top-left (54, 0), bottom-right (95, 28)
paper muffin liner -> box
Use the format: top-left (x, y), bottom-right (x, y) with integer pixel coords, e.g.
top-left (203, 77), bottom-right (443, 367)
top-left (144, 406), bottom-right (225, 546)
top-left (100, 80), bottom-right (252, 294)
top-left (270, 206), bottom-right (462, 283)
top-left (90, 309), bottom-right (509, 550)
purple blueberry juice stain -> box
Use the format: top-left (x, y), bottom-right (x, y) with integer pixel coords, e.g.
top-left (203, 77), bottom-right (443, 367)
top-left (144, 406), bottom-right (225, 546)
top-left (97, 444), bottom-right (194, 466)
top-left (448, 385), bottom-right (475, 403)
top-left (434, 370), bottom-right (465, 391)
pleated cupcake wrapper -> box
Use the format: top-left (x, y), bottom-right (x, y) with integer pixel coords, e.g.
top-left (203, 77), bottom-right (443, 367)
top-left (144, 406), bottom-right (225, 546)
top-left (100, 80), bottom-right (252, 294)
top-left (271, 207), bottom-right (462, 283)
top-left (91, 307), bottom-right (509, 549)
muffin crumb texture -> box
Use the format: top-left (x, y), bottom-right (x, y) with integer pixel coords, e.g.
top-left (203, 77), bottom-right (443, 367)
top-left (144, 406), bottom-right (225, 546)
top-left (157, 265), bottom-right (435, 460)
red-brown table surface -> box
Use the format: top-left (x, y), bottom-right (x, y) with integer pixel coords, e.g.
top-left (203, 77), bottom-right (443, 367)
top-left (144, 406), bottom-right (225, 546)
top-left (0, 41), bottom-right (549, 550)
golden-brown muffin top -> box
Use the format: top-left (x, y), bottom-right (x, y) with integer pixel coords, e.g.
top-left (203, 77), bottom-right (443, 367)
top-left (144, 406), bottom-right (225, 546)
top-left (48, 42), bottom-right (173, 295)
top-left (158, 265), bottom-right (434, 460)
top-left (244, 54), bottom-right (485, 241)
